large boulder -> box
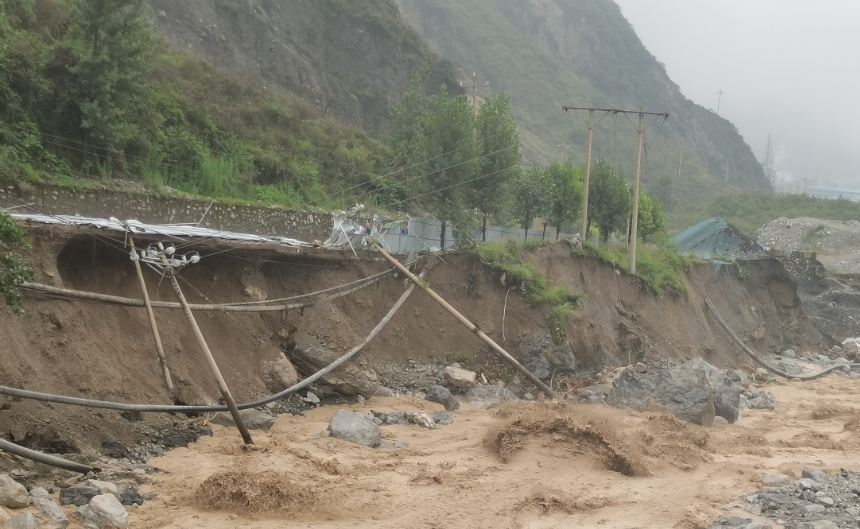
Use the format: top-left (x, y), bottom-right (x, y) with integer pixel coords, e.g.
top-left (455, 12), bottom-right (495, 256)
top-left (444, 366), bottom-right (476, 389)
top-left (2, 513), bottom-right (38, 529)
top-left (685, 358), bottom-right (741, 423)
top-left (519, 331), bottom-right (576, 380)
top-left (606, 359), bottom-right (741, 426)
top-left (327, 410), bottom-right (381, 447)
top-left (287, 331), bottom-right (379, 398)
top-left (32, 498), bottom-right (69, 528)
top-left (0, 474), bottom-right (28, 509)
top-left (260, 353), bottom-right (299, 394)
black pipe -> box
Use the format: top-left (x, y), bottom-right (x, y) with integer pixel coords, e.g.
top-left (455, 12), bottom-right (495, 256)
top-left (0, 438), bottom-right (97, 474)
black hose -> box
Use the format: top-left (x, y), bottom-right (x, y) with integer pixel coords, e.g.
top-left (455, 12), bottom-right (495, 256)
top-left (0, 438), bottom-right (97, 474)
top-left (705, 298), bottom-right (860, 381)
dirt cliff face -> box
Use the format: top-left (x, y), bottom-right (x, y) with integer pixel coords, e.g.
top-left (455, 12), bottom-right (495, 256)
top-left (0, 225), bottom-right (823, 454)
top-left (149, 0), bottom-right (457, 135)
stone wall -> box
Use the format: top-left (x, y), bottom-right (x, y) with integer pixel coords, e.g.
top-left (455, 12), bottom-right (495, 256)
top-left (0, 182), bottom-right (330, 241)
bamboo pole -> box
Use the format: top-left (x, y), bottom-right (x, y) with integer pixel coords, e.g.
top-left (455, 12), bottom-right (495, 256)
top-left (128, 236), bottom-right (174, 392)
top-left (159, 254), bottom-right (253, 445)
top-left (370, 242), bottom-right (557, 398)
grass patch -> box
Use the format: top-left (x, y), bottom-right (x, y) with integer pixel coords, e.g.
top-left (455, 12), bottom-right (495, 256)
top-left (440, 351), bottom-right (470, 365)
top-left (803, 224), bottom-right (827, 246)
top-left (471, 240), bottom-right (581, 343)
top-left (577, 241), bottom-right (692, 298)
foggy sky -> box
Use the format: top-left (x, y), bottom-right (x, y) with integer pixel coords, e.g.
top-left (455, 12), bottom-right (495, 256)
top-left (614, 0), bottom-right (860, 189)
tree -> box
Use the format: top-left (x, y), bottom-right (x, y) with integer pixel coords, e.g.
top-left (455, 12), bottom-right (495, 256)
top-left (511, 164), bottom-right (549, 240)
top-left (0, 210), bottom-right (34, 314)
top-left (413, 85), bottom-right (479, 248)
top-left (651, 173), bottom-right (676, 211)
top-left (545, 160), bottom-right (583, 241)
top-left (69, 0), bottom-right (152, 158)
top-left (469, 92), bottom-right (520, 241)
top-left (636, 192), bottom-right (666, 240)
top-left (588, 159), bottom-right (630, 242)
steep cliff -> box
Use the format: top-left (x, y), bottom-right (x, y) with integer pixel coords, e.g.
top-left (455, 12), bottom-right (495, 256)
top-left (149, 0), bottom-right (459, 136)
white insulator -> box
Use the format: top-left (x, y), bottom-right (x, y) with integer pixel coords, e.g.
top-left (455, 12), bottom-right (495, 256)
top-left (164, 246), bottom-right (176, 255)
top-left (129, 250), bottom-right (139, 262)
top-left (189, 254), bottom-right (201, 264)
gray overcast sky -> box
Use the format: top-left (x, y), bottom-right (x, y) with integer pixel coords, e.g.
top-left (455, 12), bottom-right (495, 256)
top-left (614, 0), bottom-right (860, 189)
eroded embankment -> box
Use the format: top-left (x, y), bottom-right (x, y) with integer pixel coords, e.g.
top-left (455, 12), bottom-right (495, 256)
top-left (0, 224), bottom-right (824, 456)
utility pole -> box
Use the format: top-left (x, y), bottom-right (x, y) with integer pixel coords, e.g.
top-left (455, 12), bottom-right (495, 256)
top-left (461, 72), bottom-right (490, 118)
top-left (581, 110), bottom-right (595, 241)
top-left (678, 142), bottom-right (683, 179)
top-left (725, 157), bottom-right (729, 183)
top-left (143, 242), bottom-right (254, 446)
top-left (128, 235), bottom-right (173, 392)
top-left (629, 108), bottom-right (645, 275)
top-left (716, 90), bottom-right (724, 116)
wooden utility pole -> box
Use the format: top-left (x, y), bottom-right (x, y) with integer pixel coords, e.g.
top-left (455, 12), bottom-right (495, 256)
top-left (580, 110), bottom-right (594, 241)
top-left (461, 72), bottom-right (489, 118)
top-left (159, 252), bottom-right (254, 445)
top-left (629, 108), bottom-right (645, 274)
top-left (128, 235), bottom-right (173, 392)
top-left (370, 240), bottom-right (558, 399)
top-left (716, 90), bottom-right (724, 116)
top-left (562, 105), bottom-right (668, 273)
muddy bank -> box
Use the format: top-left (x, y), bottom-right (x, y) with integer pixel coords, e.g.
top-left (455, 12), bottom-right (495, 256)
top-left (0, 224), bottom-right (825, 454)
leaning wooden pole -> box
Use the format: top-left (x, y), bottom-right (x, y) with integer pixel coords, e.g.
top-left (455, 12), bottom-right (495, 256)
top-left (161, 262), bottom-right (254, 445)
top-left (128, 236), bottom-right (174, 392)
top-left (371, 242), bottom-right (557, 398)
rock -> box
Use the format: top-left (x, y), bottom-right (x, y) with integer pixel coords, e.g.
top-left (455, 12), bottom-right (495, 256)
top-left (519, 331), bottom-right (576, 380)
top-left (288, 332), bottom-right (379, 397)
top-left (303, 391), bottom-right (321, 405)
top-left (32, 498), bottom-right (68, 528)
top-left (797, 478), bottom-right (819, 490)
top-left (59, 486), bottom-right (100, 507)
top-left (2, 513), bottom-right (38, 529)
top-left (0, 475), bottom-right (27, 510)
top-left (816, 496), bottom-right (834, 507)
top-left (713, 416), bottom-right (729, 425)
top-left (394, 441), bottom-right (409, 449)
top-left (261, 355), bottom-right (299, 394)
top-left (444, 366), bottom-right (476, 389)
top-left (805, 522), bottom-right (839, 529)
top-left (802, 468), bottom-right (827, 482)
top-left (606, 360), bottom-right (740, 425)
top-left (804, 504), bottom-right (825, 513)
top-left (0, 507), bottom-right (8, 521)
top-left (84, 480), bottom-right (118, 497)
top-left (762, 473), bottom-right (790, 487)
top-left (429, 412), bottom-right (454, 426)
top-left (634, 362), bottom-right (647, 373)
top-left (116, 485), bottom-right (143, 507)
top-left (74, 494), bottom-right (129, 529)
top-left (411, 414), bottom-right (435, 429)
top-left (741, 523), bottom-right (771, 529)
top-left (505, 382), bottom-right (525, 398)
top-left (28, 488), bottom-right (50, 500)
top-left (780, 349), bottom-right (797, 358)
top-left (327, 409), bottom-right (381, 447)
top-left (425, 385), bottom-right (460, 411)
top-left (211, 409), bottom-right (275, 430)
top-left (685, 358), bottom-right (741, 423)
top-left (464, 385), bottom-right (518, 410)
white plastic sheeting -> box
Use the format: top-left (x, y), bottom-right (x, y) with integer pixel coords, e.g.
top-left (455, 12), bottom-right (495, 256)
top-left (9, 213), bottom-right (312, 247)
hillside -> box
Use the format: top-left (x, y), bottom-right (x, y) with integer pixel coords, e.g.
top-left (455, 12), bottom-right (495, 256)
top-left (396, 0), bottom-right (770, 202)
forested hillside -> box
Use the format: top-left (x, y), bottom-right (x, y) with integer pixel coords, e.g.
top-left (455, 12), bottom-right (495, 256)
top-left (397, 0), bottom-right (770, 203)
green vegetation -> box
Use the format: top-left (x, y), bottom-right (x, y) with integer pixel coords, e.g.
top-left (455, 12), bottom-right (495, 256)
top-left (588, 160), bottom-right (631, 241)
top-left (0, 0), bottom-right (388, 209)
top-left (677, 193), bottom-right (860, 237)
top-left (0, 210), bottom-right (34, 314)
top-left (472, 239), bottom-right (581, 344)
top-left (803, 224), bottom-right (827, 246)
top-left (509, 164), bottom-right (547, 240)
top-left (577, 241), bottom-right (692, 298)
top-left (440, 350), bottom-right (470, 365)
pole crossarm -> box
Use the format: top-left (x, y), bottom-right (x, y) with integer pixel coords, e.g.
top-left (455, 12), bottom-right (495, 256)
top-left (562, 105), bottom-right (669, 119)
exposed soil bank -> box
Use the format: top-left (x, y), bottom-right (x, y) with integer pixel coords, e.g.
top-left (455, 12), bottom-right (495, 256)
top-left (0, 224), bottom-right (825, 454)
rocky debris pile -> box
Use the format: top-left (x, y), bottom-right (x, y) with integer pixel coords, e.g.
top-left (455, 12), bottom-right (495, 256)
top-left (370, 410), bottom-right (454, 428)
top-left (0, 473), bottom-right (140, 529)
top-left (606, 358), bottom-right (741, 425)
top-left (740, 386), bottom-right (777, 411)
top-left (758, 217), bottom-right (860, 255)
top-left (519, 331), bottom-right (576, 381)
top-left (705, 468), bottom-right (860, 529)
